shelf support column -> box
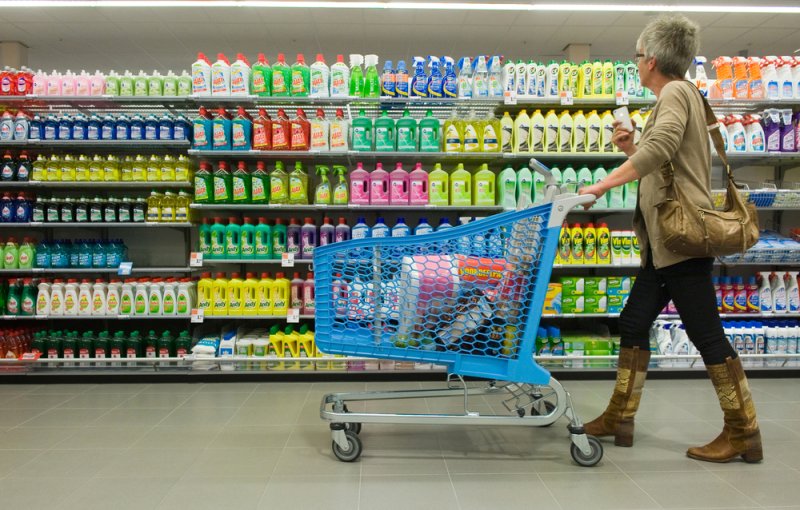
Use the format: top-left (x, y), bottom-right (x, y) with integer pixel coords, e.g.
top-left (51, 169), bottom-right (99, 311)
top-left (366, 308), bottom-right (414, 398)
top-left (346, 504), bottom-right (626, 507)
top-left (0, 41), bottom-right (28, 68)
top-left (563, 43), bottom-right (591, 64)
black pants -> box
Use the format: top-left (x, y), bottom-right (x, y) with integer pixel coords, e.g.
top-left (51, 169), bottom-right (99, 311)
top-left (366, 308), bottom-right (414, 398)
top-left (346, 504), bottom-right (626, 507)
top-left (619, 251), bottom-right (736, 365)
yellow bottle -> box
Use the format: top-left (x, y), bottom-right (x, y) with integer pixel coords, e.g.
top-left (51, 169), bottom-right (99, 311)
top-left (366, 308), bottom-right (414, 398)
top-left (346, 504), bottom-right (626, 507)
top-left (268, 326), bottom-right (285, 371)
top-left (543, 110), bottom-right (559, 153)
top-left (583, 222), bottom-right (597, 264)
top-left (160, 154), bottom-right (176, 181)
top-left (298, 325), bottom-right (315, 370)
top-left (60, 153), bottom-right (76, 181)
top-left (580, 60), bottom-right (593, 97)
top-left (175, 154), bottom-right (191, 182)
top-left (159, 191), bottom-right (176, 222)
top-left (175, 191), bottom-right (191, 223)
top-left (443, 115), bottom-right (463, 153)
top-left (120, 155), bottom-right (134, 181)
top-left (282, 325), bottom-right (299, 370)
top-left (602, 60), bottom-right (614, 96)
top-left (146, 154), bottom-right (162, 181)
top-left (242, 273), bottom-right (259, 316)
top-left (197, 272), bottom-right (214, 315)
top-left (592, 60), bottom-right (603, 96)
top-left (46, 154), bottom-right (61, 181)
top-left (132, 154), bottom-right (147, 181)
top-left (271, 272), bottom-right (290, 315)
top-left (597, 223), bottom-right (612, 265)
top-left (146, 191), bottom-right (162, 222)
top-left (257, 272), bottom-right (274, 315)
top-left (32, 155), bottom-right (46, 181)
top-left (569, 63), bottom-right (580, 97)
top-left (500, 111), bottom-right (514, 153)
top-left (104, 154), bottom-right (120, 181)
top-left (570, 223), bottom-right (584, 265)
top-left (557, 111), bottom-right (573, 153)
top-left (630, 110), bottom-right (645, 144)
top-left (212, 272), bottom-right (229, 316)
top-left (89, 154), bottom-right (105, 181)
top-left (74, 154), bottom-right (90, 181)
top-left (558, 60), bottom-right (571, 93)
top-left (462, 116), bottom-right (480, 153)
top-left (226, 272), bottom-right (244, 315)
top-left (480, 113), bottom-right (501, 153)
top-left (513, 109), bottom-right (531, 154)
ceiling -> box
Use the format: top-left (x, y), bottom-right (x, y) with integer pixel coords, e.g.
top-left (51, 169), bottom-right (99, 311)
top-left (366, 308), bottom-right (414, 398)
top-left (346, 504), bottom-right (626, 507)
top-left (0, 2), bottom-right (798, 75)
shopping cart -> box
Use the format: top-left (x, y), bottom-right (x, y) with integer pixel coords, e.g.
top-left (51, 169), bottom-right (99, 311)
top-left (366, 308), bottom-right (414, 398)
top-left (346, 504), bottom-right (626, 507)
top-left (314, 159), bottom-right (603, 467)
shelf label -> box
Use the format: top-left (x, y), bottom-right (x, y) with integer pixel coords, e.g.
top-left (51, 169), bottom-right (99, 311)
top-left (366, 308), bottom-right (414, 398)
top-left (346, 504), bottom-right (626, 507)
top-left (190, 252), bottom-right (204, 267)
top-left (117, 262), bottom-right (133, 276)
top-left (282, 253), bottom-right (295, 267)
top-left (615, 91), bottom-right (629, 106)
top-left (287, 309), bottom-right (300, 323)
top-left (191, 308), bottom-right (204, 323)
top-left (560, 91), bottom-right (574, 106)
top-left (503, 91), bottom-right (517, 105)
top-left (20, 352), bottom-right (41, 360)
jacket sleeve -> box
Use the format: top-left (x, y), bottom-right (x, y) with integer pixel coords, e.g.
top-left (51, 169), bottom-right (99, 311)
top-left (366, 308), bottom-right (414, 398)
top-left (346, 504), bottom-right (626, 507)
top-left (629, 82), bottom-right (692, 178)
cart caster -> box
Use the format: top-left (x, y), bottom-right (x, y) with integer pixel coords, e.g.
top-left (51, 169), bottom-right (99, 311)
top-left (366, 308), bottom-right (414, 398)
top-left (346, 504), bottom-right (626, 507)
top-left (570, 435), bottom-right (603, 467)
top-left (332, 430), bottom-right (363, 462)
top-left (344, 422), bottom-right (362, 434)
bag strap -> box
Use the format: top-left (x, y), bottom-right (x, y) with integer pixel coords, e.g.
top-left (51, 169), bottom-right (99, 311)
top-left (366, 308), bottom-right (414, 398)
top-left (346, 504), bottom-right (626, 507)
top-left (696, 88), bottom-right (735, 182)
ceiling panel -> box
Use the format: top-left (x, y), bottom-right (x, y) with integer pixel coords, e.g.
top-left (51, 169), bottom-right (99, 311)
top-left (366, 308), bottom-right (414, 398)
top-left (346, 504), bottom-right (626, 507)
top-left (565, 13), bottom-right (623, 26)
top-left (708, 13), bottom-right (778, 28)
top-left (511, 12), bottom-right (571, 27)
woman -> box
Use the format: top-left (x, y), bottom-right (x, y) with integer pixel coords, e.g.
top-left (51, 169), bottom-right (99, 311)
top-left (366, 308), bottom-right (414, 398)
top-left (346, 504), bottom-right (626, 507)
top-left (578, 14), bottom-right (762, 463)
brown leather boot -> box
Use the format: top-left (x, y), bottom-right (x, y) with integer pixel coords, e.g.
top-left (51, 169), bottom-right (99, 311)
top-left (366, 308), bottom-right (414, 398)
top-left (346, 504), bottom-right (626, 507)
top-left (584, 346), bottom-right (651, 447)
top-left (687, 356), bottom-right (763, 463)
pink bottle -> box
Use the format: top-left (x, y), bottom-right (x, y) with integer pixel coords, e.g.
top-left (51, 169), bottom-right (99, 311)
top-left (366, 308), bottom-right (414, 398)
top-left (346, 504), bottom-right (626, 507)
top-left (90, 71), bottom-right (106, 96)
top-left (75, 71), bottom-right (91, 96)
top-left (349, 162), bottom-right (371, 205)
top-left (370, 162), bottom-right (390, 205)
top-left (389, 162), bottom-right (410, 205)
top-left (32, 70), bottom-right (46, 96)
top-left (45, 70), bottom-right (62, 96)
top-left (302, 272), bottom-right (315, 315)
top-left (409, 162), bottom-right (429, 205)
top-left (61, 71), bottom-right (76, 96)
top-left (290, 272), bottom-right (305, 310)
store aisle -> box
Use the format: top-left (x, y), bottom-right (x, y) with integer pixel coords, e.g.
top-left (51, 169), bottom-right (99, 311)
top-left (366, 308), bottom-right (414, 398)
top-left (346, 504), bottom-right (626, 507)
top-left (1, 378), bottom-right (799, 510)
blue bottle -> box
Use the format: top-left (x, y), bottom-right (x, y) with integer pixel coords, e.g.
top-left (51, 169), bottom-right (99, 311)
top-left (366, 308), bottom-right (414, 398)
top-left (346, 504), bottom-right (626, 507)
top-left (115, 114), bottom-right (131, 140)
top-left (411, 57), bottom-right (427, 98)
top-left (443, 57), bottom-right (458, 98)
top-left (144, 114), bottom-right (160, 141)
top-left (69, 239), bottom-right (80, 267)
top-left (77, 239), bottom-right (92, 268)
top-left (87, 114), bottom-right (101, 140)
top-left (381, 60), bottom-right (396, 98)
top-left (101, 114), bottom-right (116, 140)
top-left (28, 115), bottom-right (43, 140)
top-left (396, 60), bottom-right (409, 98)
top-left (57, 114), bottom-right (73, 140)
top-left (173, 115), bottom-right (190, 141)
top-left (192, 107), bottom-right (213, 150)
top-left (427, 57), bottom-right (444, 98)
top-left (212, 108), bottom-right (232, 150)
top-left (53, 240), bottom-right (70, 268)
top-left (92, 239), bottom-right (107, 268)
top-left (372, 217), bottom-right (389, 238)
top-left (159, 114), bottom-right (174, 140)
top-left (0, 192), bottom-right (14, 221)
top-left (436, 218), bottom-right (453, 231)
top-left (71, 113), bottom-right (87, 140)
top-left (414, 217), bottom-right (433, 236)
top-left (129, 114), bottom-right (145, 140)
top-left (351, 217), bottom-right (371, 239)
top-left (35, 241), bottom-right (50, 268)
top-left (231, 107), bottom-right (252, 151)
top-left (391, 217), bottom-right (411, 237)
top-left (14, 193), bottom-right (31, 222)
top-left (43, 114), bottom-right (58, 140)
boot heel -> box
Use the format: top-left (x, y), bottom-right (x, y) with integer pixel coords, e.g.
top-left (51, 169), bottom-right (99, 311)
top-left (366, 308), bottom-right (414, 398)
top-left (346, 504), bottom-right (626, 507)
top-left (614, 421), bottom-right (634, 447)
top-left (741, 447), bottom-right (763, 463)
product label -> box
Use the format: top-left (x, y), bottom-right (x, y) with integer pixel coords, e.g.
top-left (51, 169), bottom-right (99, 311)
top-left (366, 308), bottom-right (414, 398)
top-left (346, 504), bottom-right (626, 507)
top-left (214, 176), bottom-right (230, 202)
top-left (193, 123), bottom-right (208, 146)
top-left (483, 125), bottom-right (499, 152)
top-left (252, 71), bottom-right (266, 93)
top-left (311, 124), bottom-right (326, 149)
top-left (270, 177), bottom-right (287, 200)
top-left (330, 125), bottom-right (345, 149)
top-left (559, 125), bottom-right (572, 151)
top-left (291, 71), bottom-right (307, 95)
top-left (352, 127), bottom-right (370, 150)
top-left (331, 71), bottom-right (346, 95)
top-left (251, 178), bottom-right (266, 201)
top-left (574, 125), bottom-right (586, 152)
top-left (195, 177), bottom-right (209, 201)
top-left (272, 124), bottom-right (288, 148)
top-left (272, 72), bottom-right (287, 94)
top-left (232, 176), bottom-right (247, 201)
top-left (213, 123), bottom-right (228, 147)
top-left (463, 125), bottom-right (479, 152)
top-left (232, 124), bottom-right (247, 147)
top-left (291, 122), bottom-right (308, 149)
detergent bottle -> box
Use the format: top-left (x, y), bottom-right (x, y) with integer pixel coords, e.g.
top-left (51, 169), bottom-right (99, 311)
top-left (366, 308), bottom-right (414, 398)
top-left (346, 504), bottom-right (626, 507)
top-left (224, 216), bottom-right (242, 259)
top-left (473, 163), bottom-right (495, 206)
top-left (319, 217), bottom-right (335, 246)
top-left (410, 56), bottom-right (427, 97)
top-left (409, 162), bottom-right (429, 206)
top-left (497, 165), bottom-right (517, 209)
top-left (329, 54), bottom-right (350, 97)
top-left (310, 109), bottom-right (329, 152)
top-left (314, 165), bottom-right (332, 205)
top-left (427, 56), bottom-right (444, 98)
top-left (396, 110), bottom-right (418, 152)
top-left (231, 107), bottom-right (252, 151)
top-left (212, 108), bottom-right (232, 150)
top-left (271, 108), bottom-right (291, 150)
top-left (600, 110), bottom-right (615, 152)
top-left (255, 217), bottom-right (273, 259)
top-left (349, 54), bottom-right (365, 97)
top-left (572, 110), bottom-right (587, 152)
top-left (269, 161), bottom-right (289, 204)
top-left (583, 223), bottom-right (597, 264)
top-left (597, 223), bottom-right (611, 264)
top-left (271, 53), bottom-right (291, 97)
top-left (291, 53), bottom-right (310, 97)
top-left (251, 53), bottom-right (272, 97)
top-left (332, 165), bottom-right (349, 205)
top-left (300, 218), bottom-right (317, 260)
top-left (211, 272), bottom-right (228, 315)
top-left (290, 108), bottom-right (310, 151)
top-left (500, 111), bottom-right (514, 152)
top-left (329, 109), bottom-right (348, 152)
top-left (417, 110), bottom-right (440, 152)
top-left (450, 163), bottom-right (471, 206)
top-left (226, 272), bottom-right (244, 315)
top-left (363, 54), bottom-right (380, 98)
top-left (389, 162), bottom-right (410, 205)
top-left (374, 110), bottom-right (396, 151)
top-left (211, 53), bottom-right (231, 96)
top-left (513, 109), bottom-right (531, 154)
top-left (289, 161), bottom-right (309, 204)
top-left (309, 53), bottom-right (330, 98)
top-left (257, 272), bottom-right (274, 315)
top-left (350, 109), bottom-right (373, 151)
top-left (252, 109), bottom-right (272, 151)
top-left (558, 110), bottom-right (573, 153)
top-left (349, 162), bottom-right (370, 205)
top-left (443, 113), bottom-right (463, 153)
top-left (481, 113), bottom-right (501, 153)
top-left (242, 272), bottom-right (259, 316)
top-left (192, 53), bottom-right (213, 96)
top-left (370, 162), bottom-right (390, 205)
top-left (543, 109), bottom-right (559, 153)
top-left (457, 57), bottom-right (472, 98)
top-left (213, 161), bottom-right (232, 204)
top-left (516, 165), bottom-right (533, 209)
top-left (272, 272), bottom-right (290, 315)
top-left (462, 112), bottom-right (480, 153)
top-left (272, 218), bottom-right (287, 258)
top-left (395, 59), bottom-right (409, 98)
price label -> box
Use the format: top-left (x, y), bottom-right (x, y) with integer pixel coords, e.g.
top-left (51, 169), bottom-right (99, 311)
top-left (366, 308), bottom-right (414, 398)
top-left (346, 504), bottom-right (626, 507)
top-left (503, 90), bottom-right (517, 105)
top-left (560, 91), bottom-right (574, 106)
top-left (20, 352), bottom-right (40, 360)
top-left (282, 252), bottom-right (295, 267)
top-left (190, 252), bottom-right (204, 267)
top-left (191, 308), bottom-right (204, 323)
top-left (287, 309), bottom-right (300, 323)
top-left (117, 262), bottom-right (133, 276)
top-left (615, 91), bottom-right (629, 106)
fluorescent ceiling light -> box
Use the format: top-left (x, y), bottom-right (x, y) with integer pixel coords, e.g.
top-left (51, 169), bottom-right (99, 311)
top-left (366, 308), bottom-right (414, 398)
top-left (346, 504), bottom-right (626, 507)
top-left (1, 1), bottom-right (799, 14)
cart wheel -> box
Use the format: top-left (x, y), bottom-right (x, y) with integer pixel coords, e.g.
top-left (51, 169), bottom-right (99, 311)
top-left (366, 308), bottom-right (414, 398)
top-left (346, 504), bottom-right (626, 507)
top-left (570, 436), bottom-right (603, 467)
top-left (332, 430), bottom-right (363, 462)
top-left (345, 422), bottom-right (362, 434)
top-left (531, 400), bottom-right (557, 425)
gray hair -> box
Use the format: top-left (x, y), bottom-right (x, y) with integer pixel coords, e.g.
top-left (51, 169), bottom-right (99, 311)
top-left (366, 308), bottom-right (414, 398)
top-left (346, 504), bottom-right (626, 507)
top-left (636, 14), bottom-right (700, 78)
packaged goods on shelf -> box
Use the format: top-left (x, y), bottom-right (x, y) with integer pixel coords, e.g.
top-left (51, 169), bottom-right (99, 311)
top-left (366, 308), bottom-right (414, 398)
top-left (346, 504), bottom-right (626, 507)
top-left (718, 231), bottom-right (800, 264)
top-left (20, 153), bottom-right (194, 183)
top-left (197, 271), bottom-right (312, 317)
top-left (556, 222), bottom-right (639, 266)
top-left (701, 55), bottom-right (800, 100)
top-left (535, 326), bottom-right (621, 368)
top-left (12, 112), bottom-right (192, 142)
top-left (0, 326), bottom-right (33, 358)
top-left (28, 328), bottom-right (194, 360)
top-left (0, 151), bottom-right (31, 181)
top-left (22, 238), bottom-right (128, 270)
top-left (29, 69), bottom-right (192, 97)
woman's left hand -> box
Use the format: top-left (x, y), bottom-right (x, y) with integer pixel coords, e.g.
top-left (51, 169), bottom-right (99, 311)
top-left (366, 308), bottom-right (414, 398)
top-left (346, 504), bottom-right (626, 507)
top-left (578, 184), bottom-right (605, 210)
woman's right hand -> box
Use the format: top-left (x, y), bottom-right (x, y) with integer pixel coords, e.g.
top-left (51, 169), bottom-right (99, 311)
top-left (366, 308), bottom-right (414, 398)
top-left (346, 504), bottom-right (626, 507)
top-left (612, 119), bottom-right (637, 156)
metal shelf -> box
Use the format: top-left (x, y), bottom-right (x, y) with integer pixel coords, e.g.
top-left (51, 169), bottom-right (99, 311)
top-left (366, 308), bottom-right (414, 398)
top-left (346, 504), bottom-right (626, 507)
top-left (1, 314), bottom-right (190, 320)
top-left (198, 314), bottom-right (315, 320)
top-left (552, 261), bottom-right (800, 269)
top-left (200, 259), bottom-right (313, 265)
top-left (546, 312), bottom-right (800, 319)
top-left (2, 140), bottom-right (190, 149)
top-left (189, 203), bottom-right (504, 212)
top-left (0, 222), bottom-right (192, 228)
top-left (0, 267), bottom-right (191, 274)
top-left (0, 181), bottom-right (192, 189)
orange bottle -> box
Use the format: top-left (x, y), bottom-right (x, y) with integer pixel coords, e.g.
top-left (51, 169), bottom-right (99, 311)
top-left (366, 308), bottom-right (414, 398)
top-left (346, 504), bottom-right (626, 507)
top-left (271, 108), bottom-right (291, 150)
top-left (732, 56), bottom-right (749, 99)
top-left (290, 108), bottom-right (311, 151)
top-left (747, 57), bottom-right (764, 99)
top-left (711, 57), bottom-right (733, 99)
top-left (253, 108), bottom-right (272, 150)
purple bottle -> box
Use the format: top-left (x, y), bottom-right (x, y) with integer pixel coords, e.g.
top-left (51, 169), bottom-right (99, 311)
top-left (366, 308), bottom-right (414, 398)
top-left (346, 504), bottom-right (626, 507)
top-left (300, 217), bottom-right (318, 260)
top-left (780, 109), bottom-right (795, 152)
top-left (334, 217), bottom-right (351, 243)
top-left (286, 218), bottom-right (301, 257)
top-left (764, 109), bottom-right (781, 152)
top-left (319, 217), bottom-right (335, 247)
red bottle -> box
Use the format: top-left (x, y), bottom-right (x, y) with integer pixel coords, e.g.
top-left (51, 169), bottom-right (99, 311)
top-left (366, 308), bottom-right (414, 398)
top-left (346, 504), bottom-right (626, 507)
top-left (0, 68), bottom-right (13, 96)
top-left (290, 108), bottom-right (310, 151)
top-left (16, 68), bottom-right (32, 96)
top-left (271, 108), bottom-right (291, 150)
top-left (253, 108), bottom-right (272, 150)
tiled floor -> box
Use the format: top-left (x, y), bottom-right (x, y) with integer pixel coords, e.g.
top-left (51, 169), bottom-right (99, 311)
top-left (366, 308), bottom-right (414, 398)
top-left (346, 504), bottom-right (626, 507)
top-left (1, 378), bottom-right (799, 510)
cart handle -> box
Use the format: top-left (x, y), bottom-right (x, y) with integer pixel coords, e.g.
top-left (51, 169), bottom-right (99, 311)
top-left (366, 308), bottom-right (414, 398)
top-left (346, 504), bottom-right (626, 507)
top-left (529, 158), bottom-right (562, 204)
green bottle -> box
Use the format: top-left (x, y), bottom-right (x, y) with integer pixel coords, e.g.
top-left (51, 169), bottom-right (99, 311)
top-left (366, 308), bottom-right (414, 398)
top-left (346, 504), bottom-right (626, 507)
top-left (251, 53), bottom-right (272, 97)
top-left (396, 110), bottom-right (418, 152)
top-left (126, 330), bottom-right (142, 358)
top-left (78, 331), bottom-right (94, 359)
top-left (61, 332), bottom-right (77, 360)
top-left (332, 166), bottom-right (349, 205)
top-left (428, 163), bottom-right (450, 206)
top-left (363, 54), bottom-right (380, 98)
top-left (31, 332), bottom-right (46, 356)
top-left (419, 110), bottom-right (441, 152)
top-left (199, 218), bottom-right (212, 256)
top-left (269, 161), bottom-right (289, 204)
top-left (110, 331), bottom-right (126, 359)
top-left (94, 330), bottom-right (110, 359)
top-left (175, 330), bottom-right (192, 358)
top-left (18, 237), bottom-right (34, 269)
top-left (251, 161), bottom-right (270, 204)
top-left (351, 110), bottom-right (373, 151)
top-left (46, 330), bottom-right (62, 358)
top-left (374, 111), bottom-right (396, 152)
top-left (240, 217), bottom-right (256, 259)
top-left (210, 217), bottom-right (227, 259)
top-left (291, 53), bottom-right (310, 97)
top-left (3, 237), bottom-right (19, 269)
top-left (212, 161), bottom-right (232, 204)
top-left (232, 161), bottom-right (252, 204)
top-left (20, 278), bottom-right (36, 316)
top-left (5, 278), bottom-right (20, 315)
top-left (158, 331), bottom-right (175, 358)
top-left (314, 166), bottom-right (332, 205)
top-left (271, 53), bottom-right (292, 97)
top-left (255, 218), bottom-right (273, 259)
top-left (349, 54), bottom-right (364, 97)
top-left (272, 218), bottom-right (287, 258)
top-left (225, 217), bottom-right (242, 259)
top-left (145, 330), bottom-right (158, 358)
top-left (289, 162), bottom-right (309, 205)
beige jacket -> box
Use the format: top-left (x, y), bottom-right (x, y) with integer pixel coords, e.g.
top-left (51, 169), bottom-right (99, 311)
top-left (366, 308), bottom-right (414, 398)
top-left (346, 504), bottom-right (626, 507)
top-left (628, 80), bottom-right (713, 269)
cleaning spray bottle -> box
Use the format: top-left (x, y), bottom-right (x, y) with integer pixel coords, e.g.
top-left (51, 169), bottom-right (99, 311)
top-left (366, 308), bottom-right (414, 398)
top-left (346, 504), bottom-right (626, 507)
top-left (381, 60), bottom-right (396, 97)
top-left (349, 54), bottom-right (364, 97)
top-left (332, 165), bottom-right (349, 205)
top-left (427, 56), bottom-right (444, 98)
top-left (411, 57), bottom-right (427, 98)
top-left (315, 165), bottom-right (332, 205)
top-left (457, 57), bottom-right (472, 98)
top-left (363, 54), bottom-right (380, 98)
top-left (443, 56), bottom-right (458, 98)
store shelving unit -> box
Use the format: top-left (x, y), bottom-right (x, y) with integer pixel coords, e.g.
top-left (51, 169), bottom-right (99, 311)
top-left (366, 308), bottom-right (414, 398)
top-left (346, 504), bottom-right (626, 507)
top-left (0, 266), bottom-right (191, 274)
top-left (0, 222), bottom-right (193, 228)
top-left (0, 181), bottom-right (192, 189)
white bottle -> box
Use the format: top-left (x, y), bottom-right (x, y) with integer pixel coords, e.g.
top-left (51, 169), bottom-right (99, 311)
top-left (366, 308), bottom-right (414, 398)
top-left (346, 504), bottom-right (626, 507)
top-left (191, 52), bottom-right (213, 96)
top-left (778, 57), bottom-right (795, 99)
top-left (211, 53), bottom-right (231, 96)
top-left (787, 272), bottom-right (800, 313)
top-left (526, 61), bottom-right (538, 97)
top-left (177, 279), bottom-right (195, 316)
top-left (771, 272), bottom-right (787, 313)
top-left (472, 56), bottom-right (489, 98)
top-left (600, 110), bottom-right (616, 153)
top-left (49, 280), bottom-right (65, 316)
top-left (757, 272), bottom-right (773, 312)
top-left (64, 279), bottom-right (79, 316)
top-left (516, 165), bottom-right (533, 209)
top-left (630, 109), bottom-right (644, 145)
top-left (330, 54), bottom-right (350, 97)
top-left (162, 280), bottom-right (178, 316)
top-left (543, 109), bottom-right (559, 153)
top-left (148, 279), bottom-right (164, 316)
top-left (120, 280), bottom-right (135, 315)
top-left (457, 57), bottom-right (472, 98)
top-left (694, 57), bottom-right (708, 97)
top-left (310, 109), bottom-right (330, 151)
top-left (134, 280), bottom-right (149, 316)
top-left (502, 60), bottom-right (516, 94)
top-left (793, 56), bottom-right (800, 99)
top-left (530, 109), bottom-right (545, 153)
top-left (91, 280), bottom-right (107, 316)
top-left (513, 109), bottom-right (531, 154)
top-left (572, 110), bottom-right (587, 153)
top-left (716, 116), bottom-right (729, 153)
top-left (545, 61), bottom-right (560, 98)
top-left (586, 110), bottom-right (601, 153)
top-left (106, 280), bottom-right (121, 316)
top-left (561, 166), bottom-right (578, 194)
top-left (309, 53), bottom-right (330, 98)
top-left (78, 280), bottom-right (93, 316)
top-left (36, 281), bottom-right (51, 315)
top-left (763, 57), bottom-right (780, 100)
top-left (745, 116), bottom-right (765, 152)
top-left (728, 115), bottom-right (747, 152)
top-left (515, 61), bottom-right (527, 97)
top-left (488, 56), bottom-right (503, 97)
top-left (230, 53), bottom-right (251, 96)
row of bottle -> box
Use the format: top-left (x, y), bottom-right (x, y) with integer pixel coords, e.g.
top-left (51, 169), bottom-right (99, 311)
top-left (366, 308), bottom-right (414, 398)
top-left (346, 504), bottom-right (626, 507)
top-left (555, 224), bottom-right (642, 266)
top-left (761, 109), bottom-right (797, 153)
top-left (199, 216), bottom-right (332, 260)
top-left (24, 153), bottom-right (192, 182)
top-left (722, 272), bottom-right (800, 314)
top-left (504, 59), bottom-right (644, 99)
top-left (30, 69), bottom-right (193, 97)
top-left (31, 239), bottom-right (128, 270)
top-left (14, 112), bottom-right (192, 142)
top-left (0, 327), bottom-right (31, 358)
top-left (197, 271), bottom-right (314, 316)
top-left (31, 329), bottom-right (194, 360)
top-left (705, 56), bottom-right (800, 100)
top-left (33, 277), bottom-right (195, 317)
